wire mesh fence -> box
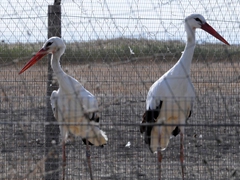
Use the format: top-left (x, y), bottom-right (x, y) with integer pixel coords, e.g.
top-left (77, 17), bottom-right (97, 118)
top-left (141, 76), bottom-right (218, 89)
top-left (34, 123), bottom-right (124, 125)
top-left (1, 0), bottom-right (240, 180)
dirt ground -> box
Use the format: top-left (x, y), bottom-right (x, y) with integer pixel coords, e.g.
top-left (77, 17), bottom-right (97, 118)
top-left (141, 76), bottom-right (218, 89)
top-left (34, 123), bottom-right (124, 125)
top-left (1, 60), bottom-right (240, 179)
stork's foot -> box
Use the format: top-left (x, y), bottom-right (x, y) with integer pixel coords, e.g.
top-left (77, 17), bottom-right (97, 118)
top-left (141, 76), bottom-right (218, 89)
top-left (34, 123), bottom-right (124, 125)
top-left (62, 141), bottom-right (66, 180)
top-left (180, 132), bottom-right (185, 180)
top-left (86, 141), bottom-right (94, 180)
top-left (180, 160), bottom-right (185, 180)
top-left (157, 132), bottom-right (162, 180)
top-left (182, 167), bottom-right (185, 180)
top-left (157, 148), bottom-right (162, 180)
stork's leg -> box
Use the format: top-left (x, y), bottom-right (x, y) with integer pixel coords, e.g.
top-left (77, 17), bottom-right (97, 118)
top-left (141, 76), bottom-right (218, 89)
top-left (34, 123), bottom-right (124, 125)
top-left (62, 140), bottom-right (66, 180)
top-left (180, 132), bottom-right (184, 180)
top-left (86, 140), bottom-right (94, 180)
top-left (157, 133), bottom-right (162, 180)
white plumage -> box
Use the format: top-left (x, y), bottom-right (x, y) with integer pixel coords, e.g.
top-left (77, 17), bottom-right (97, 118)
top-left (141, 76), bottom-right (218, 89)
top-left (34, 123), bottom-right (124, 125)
top-left (19, 37), bottom-right (107, 145)
top-left (19, 37), bottom-right (108, 179)
top-left (140, 14), bottom-right (229, 179)
top-left (146, 36), bottom-right (196, 151)
top-left (50, 73), bottom-right (107, 146)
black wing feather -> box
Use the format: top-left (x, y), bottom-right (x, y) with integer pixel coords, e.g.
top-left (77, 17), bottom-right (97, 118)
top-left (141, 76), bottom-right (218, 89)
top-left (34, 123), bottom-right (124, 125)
top-left (140, 101), bottom-right (163, 146)
top-left (82, 113), bottom-right (103, 147)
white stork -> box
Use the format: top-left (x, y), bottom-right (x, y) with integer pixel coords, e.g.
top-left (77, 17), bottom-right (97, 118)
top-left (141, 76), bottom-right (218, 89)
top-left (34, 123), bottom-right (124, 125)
top-left (140, 14), bottom-right (229, 179)
top-left (19, 37), bottom-right (108, 179)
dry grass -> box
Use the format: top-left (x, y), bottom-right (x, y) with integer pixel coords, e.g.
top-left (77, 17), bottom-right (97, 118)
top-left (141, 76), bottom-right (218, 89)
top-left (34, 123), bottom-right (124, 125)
top-left (1, 38), bottom-right (238, 65)
top-left (1, 59), bottom-right (240, 179)
top-left (3, 59), bottom-right (240, 98)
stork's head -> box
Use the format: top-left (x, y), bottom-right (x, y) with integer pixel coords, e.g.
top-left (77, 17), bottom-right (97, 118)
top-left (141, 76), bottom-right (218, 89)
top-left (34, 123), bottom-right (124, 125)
top-left (42, 37), bottom-right (66, 55)
top-left (184, 14), bottom-right (230, 45)
top-left (19, 37), bottom-right (66, 74)
top-left (185, 14), bottom-right (206, 30)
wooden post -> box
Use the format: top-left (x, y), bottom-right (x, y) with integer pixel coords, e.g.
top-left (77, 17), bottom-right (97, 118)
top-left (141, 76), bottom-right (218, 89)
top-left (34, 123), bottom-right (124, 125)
top-left (45, 3), bottom-right (61, 180)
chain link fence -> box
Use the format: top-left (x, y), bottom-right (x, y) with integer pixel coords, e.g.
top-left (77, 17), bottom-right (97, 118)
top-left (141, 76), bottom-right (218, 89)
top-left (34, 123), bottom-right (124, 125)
top-left (1, 0), bottom-right (240, 179)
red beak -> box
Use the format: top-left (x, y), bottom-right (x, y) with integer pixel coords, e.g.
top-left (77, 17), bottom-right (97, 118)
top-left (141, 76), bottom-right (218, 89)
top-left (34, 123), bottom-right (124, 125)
top-left (19, 48), bottom-right (48, 74)
top-left (201, 22), bottom-right (230, 46)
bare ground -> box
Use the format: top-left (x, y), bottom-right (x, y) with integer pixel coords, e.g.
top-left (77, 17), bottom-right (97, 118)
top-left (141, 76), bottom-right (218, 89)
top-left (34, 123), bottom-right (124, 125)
top-left (1, 60), bottom-right (240, 179)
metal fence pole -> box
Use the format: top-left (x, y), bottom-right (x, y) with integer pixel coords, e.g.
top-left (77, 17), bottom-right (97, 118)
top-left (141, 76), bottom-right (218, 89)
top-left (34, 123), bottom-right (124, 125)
top-left (45, 4), bottom-right (61, 180)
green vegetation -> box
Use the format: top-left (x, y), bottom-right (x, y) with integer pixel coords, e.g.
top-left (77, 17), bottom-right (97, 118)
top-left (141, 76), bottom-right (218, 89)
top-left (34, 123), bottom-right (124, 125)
top-left (0, 38), bottom-right (238, 65)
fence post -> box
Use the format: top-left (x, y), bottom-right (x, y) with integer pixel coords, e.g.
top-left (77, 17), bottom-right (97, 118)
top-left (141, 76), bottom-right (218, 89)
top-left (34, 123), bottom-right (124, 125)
top-left (45, 3), bottom-right (61, 180)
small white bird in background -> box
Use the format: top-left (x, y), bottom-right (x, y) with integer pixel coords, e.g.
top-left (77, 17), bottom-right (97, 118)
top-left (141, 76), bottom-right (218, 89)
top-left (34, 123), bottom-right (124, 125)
top-left (19, 37), bottom-right (108, 180)
top-left (125, 141), bottom-right (131, 148)
top-left (128, 46), bottom-right (135, 55)
top-left (140, 14), bottom-right (230, 180)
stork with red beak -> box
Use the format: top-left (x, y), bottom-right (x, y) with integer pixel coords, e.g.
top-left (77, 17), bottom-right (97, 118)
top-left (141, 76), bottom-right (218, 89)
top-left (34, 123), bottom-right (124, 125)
top-left (19, 37), bottom-right (108, 180)
top-left (140, 14), bottom-right (230, 180)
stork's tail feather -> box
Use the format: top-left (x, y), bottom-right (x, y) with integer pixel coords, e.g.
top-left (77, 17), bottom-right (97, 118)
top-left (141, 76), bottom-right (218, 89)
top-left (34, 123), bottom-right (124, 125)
top-left (150, 117), bottom-right (180, 153)
top-left (150, 125), bottom-right (171, 153)
top-left (68, 120), bottom-right (108, 146)
top-left (82, 139), bottom-right (94, 146)
top-left (87, 129), bottom-right (108, 146)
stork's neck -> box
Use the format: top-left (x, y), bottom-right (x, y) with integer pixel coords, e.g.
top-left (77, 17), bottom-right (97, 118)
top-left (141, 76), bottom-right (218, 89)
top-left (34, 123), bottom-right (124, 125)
top-left (175, 27), bottom-right (196, 76)
top-left (51, 51), bottom-right (65, 79)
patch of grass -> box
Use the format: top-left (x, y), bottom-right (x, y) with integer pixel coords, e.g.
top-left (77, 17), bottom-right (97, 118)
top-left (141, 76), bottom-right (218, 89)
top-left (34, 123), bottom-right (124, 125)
top-left (0, 38), bottom-right (238, 65)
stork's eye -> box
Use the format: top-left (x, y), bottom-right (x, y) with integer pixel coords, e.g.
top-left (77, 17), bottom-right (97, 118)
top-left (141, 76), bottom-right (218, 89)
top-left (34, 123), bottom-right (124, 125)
top-left (195, 18), bottom-right (202, 24)
top-left (46, 42), bottom-right (53, 47)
